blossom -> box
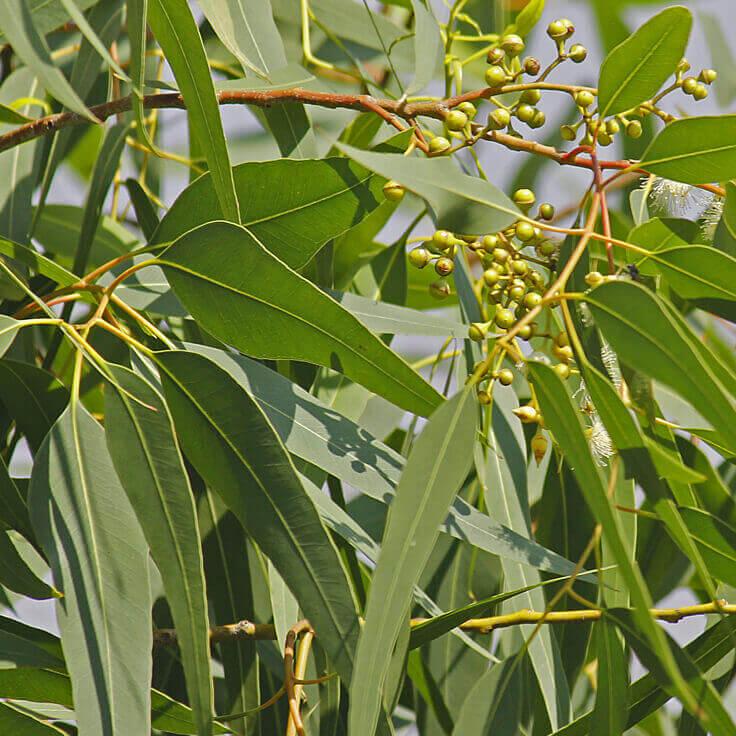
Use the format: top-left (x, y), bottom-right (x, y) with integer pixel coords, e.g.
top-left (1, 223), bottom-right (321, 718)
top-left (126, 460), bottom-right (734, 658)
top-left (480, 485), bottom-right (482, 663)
top-left (700, 196), bottom-right (724, 241)
top-left (645, 176), bottom-right (708, 218)
top-left (588, 415), bottom-right (614, 466)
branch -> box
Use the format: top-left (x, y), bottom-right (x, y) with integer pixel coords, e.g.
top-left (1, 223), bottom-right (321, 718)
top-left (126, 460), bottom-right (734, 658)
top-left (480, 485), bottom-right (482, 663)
top-left (154, 601), bottom-right (736, 647)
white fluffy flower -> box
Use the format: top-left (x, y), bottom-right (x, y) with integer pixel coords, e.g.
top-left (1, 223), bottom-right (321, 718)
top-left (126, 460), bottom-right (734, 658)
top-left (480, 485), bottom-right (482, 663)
top-left (645, 176), bottom-right (708, 218)
top-left (588, 415), bottom-right (614, 466)
top-left (600, 339), bottom-right (621, 388)
top-left (700, 196), bottom-right (724, 241)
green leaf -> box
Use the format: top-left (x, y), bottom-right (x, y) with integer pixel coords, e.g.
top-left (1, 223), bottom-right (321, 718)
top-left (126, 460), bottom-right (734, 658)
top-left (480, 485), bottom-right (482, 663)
top-left (639, 115), bottom-right (736, 185)
top-left (0, 0), bottom-right (96, 120)
top-left (152, 157), bottom-right (384, 269)
top-left (182, 343), bottom-right (578, 575)
top-left (0, 0), bottom-right (96, 44)
top-left (158, 221), bottom-right (441, 417)
top-left (597, 7), bottom-right (691, 117)
top-left (406, 1), bottom-right (443, 96)
top-left (608, 609), bottom-right (736, 736)
top-left (147, 0), bottom-right (239, 221)
top-left (0, 530), bottom-right (56, 600)
top-left (0, 702), bottom-right (67, 734)
top-left (0, 102), bottom-right (32, 125)
top-left (478, 388), bottom-right (570, 729)
top-left (28, 406), bottom-right (152, 735)
top-left (590, 620), bottom-right (628, 736)
top-left (586, 281), bottom-right (736, 450)
top-left (349, 388), bottom-right (476, 736)
top-left (528, 362), bottom-right (692, 709)
top-left (124, 179), bottom-right (159, 241)
top-left (512, 0), bottom-right (545, 37)
top-left (678, 507), bottom-right (736, 587)
top-left (0, 237), bottom-right (78, 287)
top-left (104, 366), bottom-right (213, 736)
top-left (329, 290), bottom-right (466, 337)
top-left (714, 181), bottom-right (736, 256)
top-left (0, 615), bottom-right (64, 667)
top-left (157, 350), bottom-right (361, 684)
top-left (0, 454), bottom-right (32, 540)
top-left (337, 145), bottom-right (521, 234)
top-left (627, 217), bottom-right (700, 275)
top-left (0, 360), bottom-right (68, 451)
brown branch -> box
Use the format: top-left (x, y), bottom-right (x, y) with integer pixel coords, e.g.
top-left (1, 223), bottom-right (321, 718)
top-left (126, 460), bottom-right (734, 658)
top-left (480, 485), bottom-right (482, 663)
top-left (152, 618), bottom-right (276, 647)
top-left (284, 621), bottom-right (313, 736)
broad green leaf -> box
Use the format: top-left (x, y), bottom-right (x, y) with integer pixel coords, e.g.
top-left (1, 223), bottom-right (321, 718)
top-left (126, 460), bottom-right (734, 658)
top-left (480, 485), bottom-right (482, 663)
top-left (148, 0), bottom-right (239, 221)
top-left (152, 157), bottom-right (384, 269)
top-left (683, 427), bottom-right (736, 462)
top-left (71, 122), bottom-right (130, 275)
top-left (586, 281), bottom-right (736, 450)
top-left (268, 559), bottom-right (300, 648)
top-left (0, 237), bottom-right (77, 287)
top-left (627, 217), bottom-right (700, 274)
top-left (640, 115), bottom-right (736, 185)
top-left (478, 387), bottom-right (570, 729)
top-left (0, 0), bottom-right (97, 44)
top-left (158, 221), bottom-right (441, 417)
top-left (512, 0), bottom-right (544, 37)
top-left (329, 290), bottom-right (466, 336)
top-left (349, 388), bottom-right (476, 736)
top-left (406, 1), bottom-right (443, 96)
top-left (590, 620), bottom-right (628, 736)
top-left (608, 609), bottom-right (736, 736)
top-left (0, 702), bottom-right (66, 734)
top-left (197, 0), bottom-right (317, 156)
top-left (104, 366), bottom-right (213, 736)
top-left (0, 360), bottom-right (68, 451)
top-left (0, 0), bottom-right (96, 120)
top-left (0, 668), bottom-right (231, 735)
top-left (157, 350), bottom-right (361, 684)
top-left (528, 362), bottom-right (692, 709)
top-left (0, 531), bottom-right (56, 600)
top-left (0, 616), bottom-right (64, 668)
top-left (598, 7), bottom-right (691, 117)
top-left (0, 315), bottom-right (19, 358)
top-left (28, 406), bottom-right (152, 735)
top-left (337, 144), bottom-right (521, 234)
top-left (714, 181), bottom-right (736, 256)
top-left (679, 507), bottom-right (736, 587)
top-left (451, 659), bottom-right (522, 735)
top-left (182, 342), bottom-right (578, 575)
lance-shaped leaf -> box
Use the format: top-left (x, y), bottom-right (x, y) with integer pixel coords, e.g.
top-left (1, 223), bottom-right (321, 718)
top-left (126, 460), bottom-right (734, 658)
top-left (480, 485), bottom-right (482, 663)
top-left (0, 530), bottom-right (57, 600)
top-left (147, 0), bottom-right (239, 221)
top-left (28, 406), bottom-right (152, 735)
top-left (337, 144), bottom-right (521, 234)
top-left (639, 115), bottom-right (736, 185)
top-left (590, 620), bottom-right (628, 736)
top-left (158, 221), bottom-right (441, 417)
top-left (182, 342), bottom-right (578, 576)
top-left (678, 507), bottom-right (736, 587)
top-left (0, 702), bottom-right (67, 734)
top-left (598, 6), bottom-right (691, 117)
top-left (152, 158), bottom-right (384, 269)
top-left (104, 366), bottom-right (213, 736)
top-left (349, 388), bottom-right (476, 736)
top-left (0, 0), bottom-right (96, 121)
top-left (0, 237), bottom-right (77, 287)
top-left (406, 1), bottom-right (443, 96)
top-left (156, 350), bottom-right (361, 684)
top-left (527, 362), bottom-right (694, 714)
top-left (586, 281), bottom-right (736, 450)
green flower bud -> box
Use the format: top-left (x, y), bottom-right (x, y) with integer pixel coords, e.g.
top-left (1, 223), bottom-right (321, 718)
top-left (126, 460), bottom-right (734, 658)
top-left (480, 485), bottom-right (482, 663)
top-left (560, 124), bottom-right (577, 141)
top-left (523, 56), bottom-right (541, 76)
top-left (693, 83), bottom-right (708, 101)
top-left (483, 267), bottom-right (502, 286)
top-left (497, 368), bottom-right (514, 386)
top-left (568, 44), bottom-right (587, 63)
top-left (457, 101), bottom-right (477, 119)
top-left (515, 221), bottom-right (536, 241)
top-left (676, 58), bottom-right (691, 73)
top-left (682, 76), bottom-right (698, 95)
top-left (477, 389), bottom-right (492, 405)
top-left (494, 308), bottom-right (516, 329)
top-left (517, 324), bottom-right (534, 340)
top-left (605, 118), bottom-right (620, 135)
top-left (699, 68), bottom-right (717, 85)
top-left (486, 47), bottom-right (505, 65)
top-left (537, 240), bottom-right (557, 257)
top-left (538, 202), bottom-right (555, 220)
top-left (529, 110), bottom-right (546, 129)
top-left (429, 136), bottom-right (451, 154)
top-left (501, 34), bottom-right (525, 57)
top-left (626, 120), bottom-right (642, 138)
top-left (553, 363), bottom-right (571, 379)
top-left (547, 19), bottom-right (569, 39)
top-left (531, 430), bottom-right (548, 464)
top-left (574, 90), bottom-right (595, 108)
top-left (508, 284), bottom-right (526, 301)
top-left (468, 322), bottom-right (489, 342)
top-left (492, 247), bottom-right (511, 263)
top-left (488, 108), bottom-right (511, 130)
top-left (513, 405), bottom-right (539, 423)
top-left (513, 188), bottom-right (536, 208)
top-left (408, 247), bottom-right (431, 268)
top-left (429, 279), bottom-right (451, 300)
top-left (382, 180), bottom-right (405, 202)
top-left (434, 256), bottom-right (454, 276)
top-left (597, 129), bottom-right (612, 146)
top-left (516, 103), bottom-right (536, 123)
top-left (523, 291), bottom-right (542, 308)
top-left (432, 230), bottom-right (455, 250)
top-left (512, 259), bottom-right (528, 275)
top-left (585, 270), bottom-right (604, 287)
top-left (485, 65), bottom-right (507, 87)
top-left (446, 109), bottom-right (468, 132)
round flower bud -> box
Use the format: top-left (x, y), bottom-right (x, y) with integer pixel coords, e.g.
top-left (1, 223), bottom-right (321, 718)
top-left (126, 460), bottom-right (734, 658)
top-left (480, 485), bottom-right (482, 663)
top-left (574, 90), bottom-right (595, 108)
top-left (508, 285), bottom-right (526, 302)
top-left (518, 323), bottom-right (534, 340)
top-left (626, 120), bottom-right (643, 138)
top-left (500, 34), bottom-right (525, 57)
top-left (605, 118), bottom-right (620, 135)
top-left (477, 390), bottom-right (492, 405)
top-left (483, 267), bottom-right (502, 286)
top-left (520, 89), bottom-right (542, 105)
top-left (487, 288), bottom-right (504, 304)
top-left (682, 76), bottom-right (698, 95)
top-left (457, 101), bottom-right (477, 119)
top-left (597, 129), bottom-right (612, 146)
top-left (494, 308), bottom-right (516, 329)
top-left (515, 221), bottom-right (536, 241)
top-left (516, 103), bottom-right (536, 123)
top-left (699, 68), bottom-right (717, 85)
top-left (585, 270), bottom-right (604, 287)
top-left (488, 108), bottom-right (511, 130)
top-left (537, 240), bottom-right (557, 257)
top-left (513, 405), bottom-right (539, 423)
top-left (523, 291), bottom-right (542, 309)
top-left (485, 65), bottom-right (507, 87)
top-left (432, 230), bottom-right (454, 250)
top-left (677, 58), bottom-right (691, 73)
top-left (435, 257), bottom-right (454, 276)
top-left (492, 247), bottom-right (511, 263)
top-left (693, 83), bottom-right (708, 101)
top-left (446, 109), bottom-right (468, 131)
top-left (560, 124), bottom-right (577, 141)
top-left (429, 279), bottom-right (450, 300)
top-left (468, 322), bottom-right (488, 342)
top-left (486, 47), bottom-right (505, 65)
top-left (531, 431), bottom-right (548, 464)
top-left (497, 368), bottom-right (514, 386)
top-left (554, 331), bottom-right (569, 348)
top-left (511, 259), bottom-right (528, 275)
top-left (529, 110), bottom-right (546, 129)
top-left (538, 202), bottom-right (555, 220)
top-left (429, 136), bottom-right (451, 154)
top-left (481, 234), bottom-right (499, 250)
top-left (553, 363), bottom-right (571, 380)
top-left (513, 188), bottom-right (536, 208)
top-left (554, 344), bottom-right (574, 363)
top-left (408, 247), bottom-right (431, 269)
top-left (382, 180), bottom-right (405, 202)
top-left (568, 44), bottom-right (587, 63)
top-left (528, 271), bottom-right (545, 288)
top-left (547, 19), bottom-right (568, 39)
top-left (523, 56), bottom-right (541, 76)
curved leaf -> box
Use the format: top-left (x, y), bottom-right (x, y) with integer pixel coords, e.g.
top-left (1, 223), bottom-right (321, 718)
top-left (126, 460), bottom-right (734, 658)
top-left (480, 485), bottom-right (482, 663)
top-left (598, 7), bottom-right (691, 117)
top-left (0, 702), bottom-right (67, 734)
top-left (679, 507), bottom-right (736, 587)
top-left (157, 350), bottom-right (361, 684)
top-left (104, 366), bottom-right (213, 736)
top-left (152, 157), bottom-right (384, 269)
top-left (0, 530), bottom-right (56, 600)
top-left (349, 388), bottom-right (476, 736)
top-left (28, 406), bottom-right (152, 736)
top-left (158, 221), bottom-right (441, 417)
